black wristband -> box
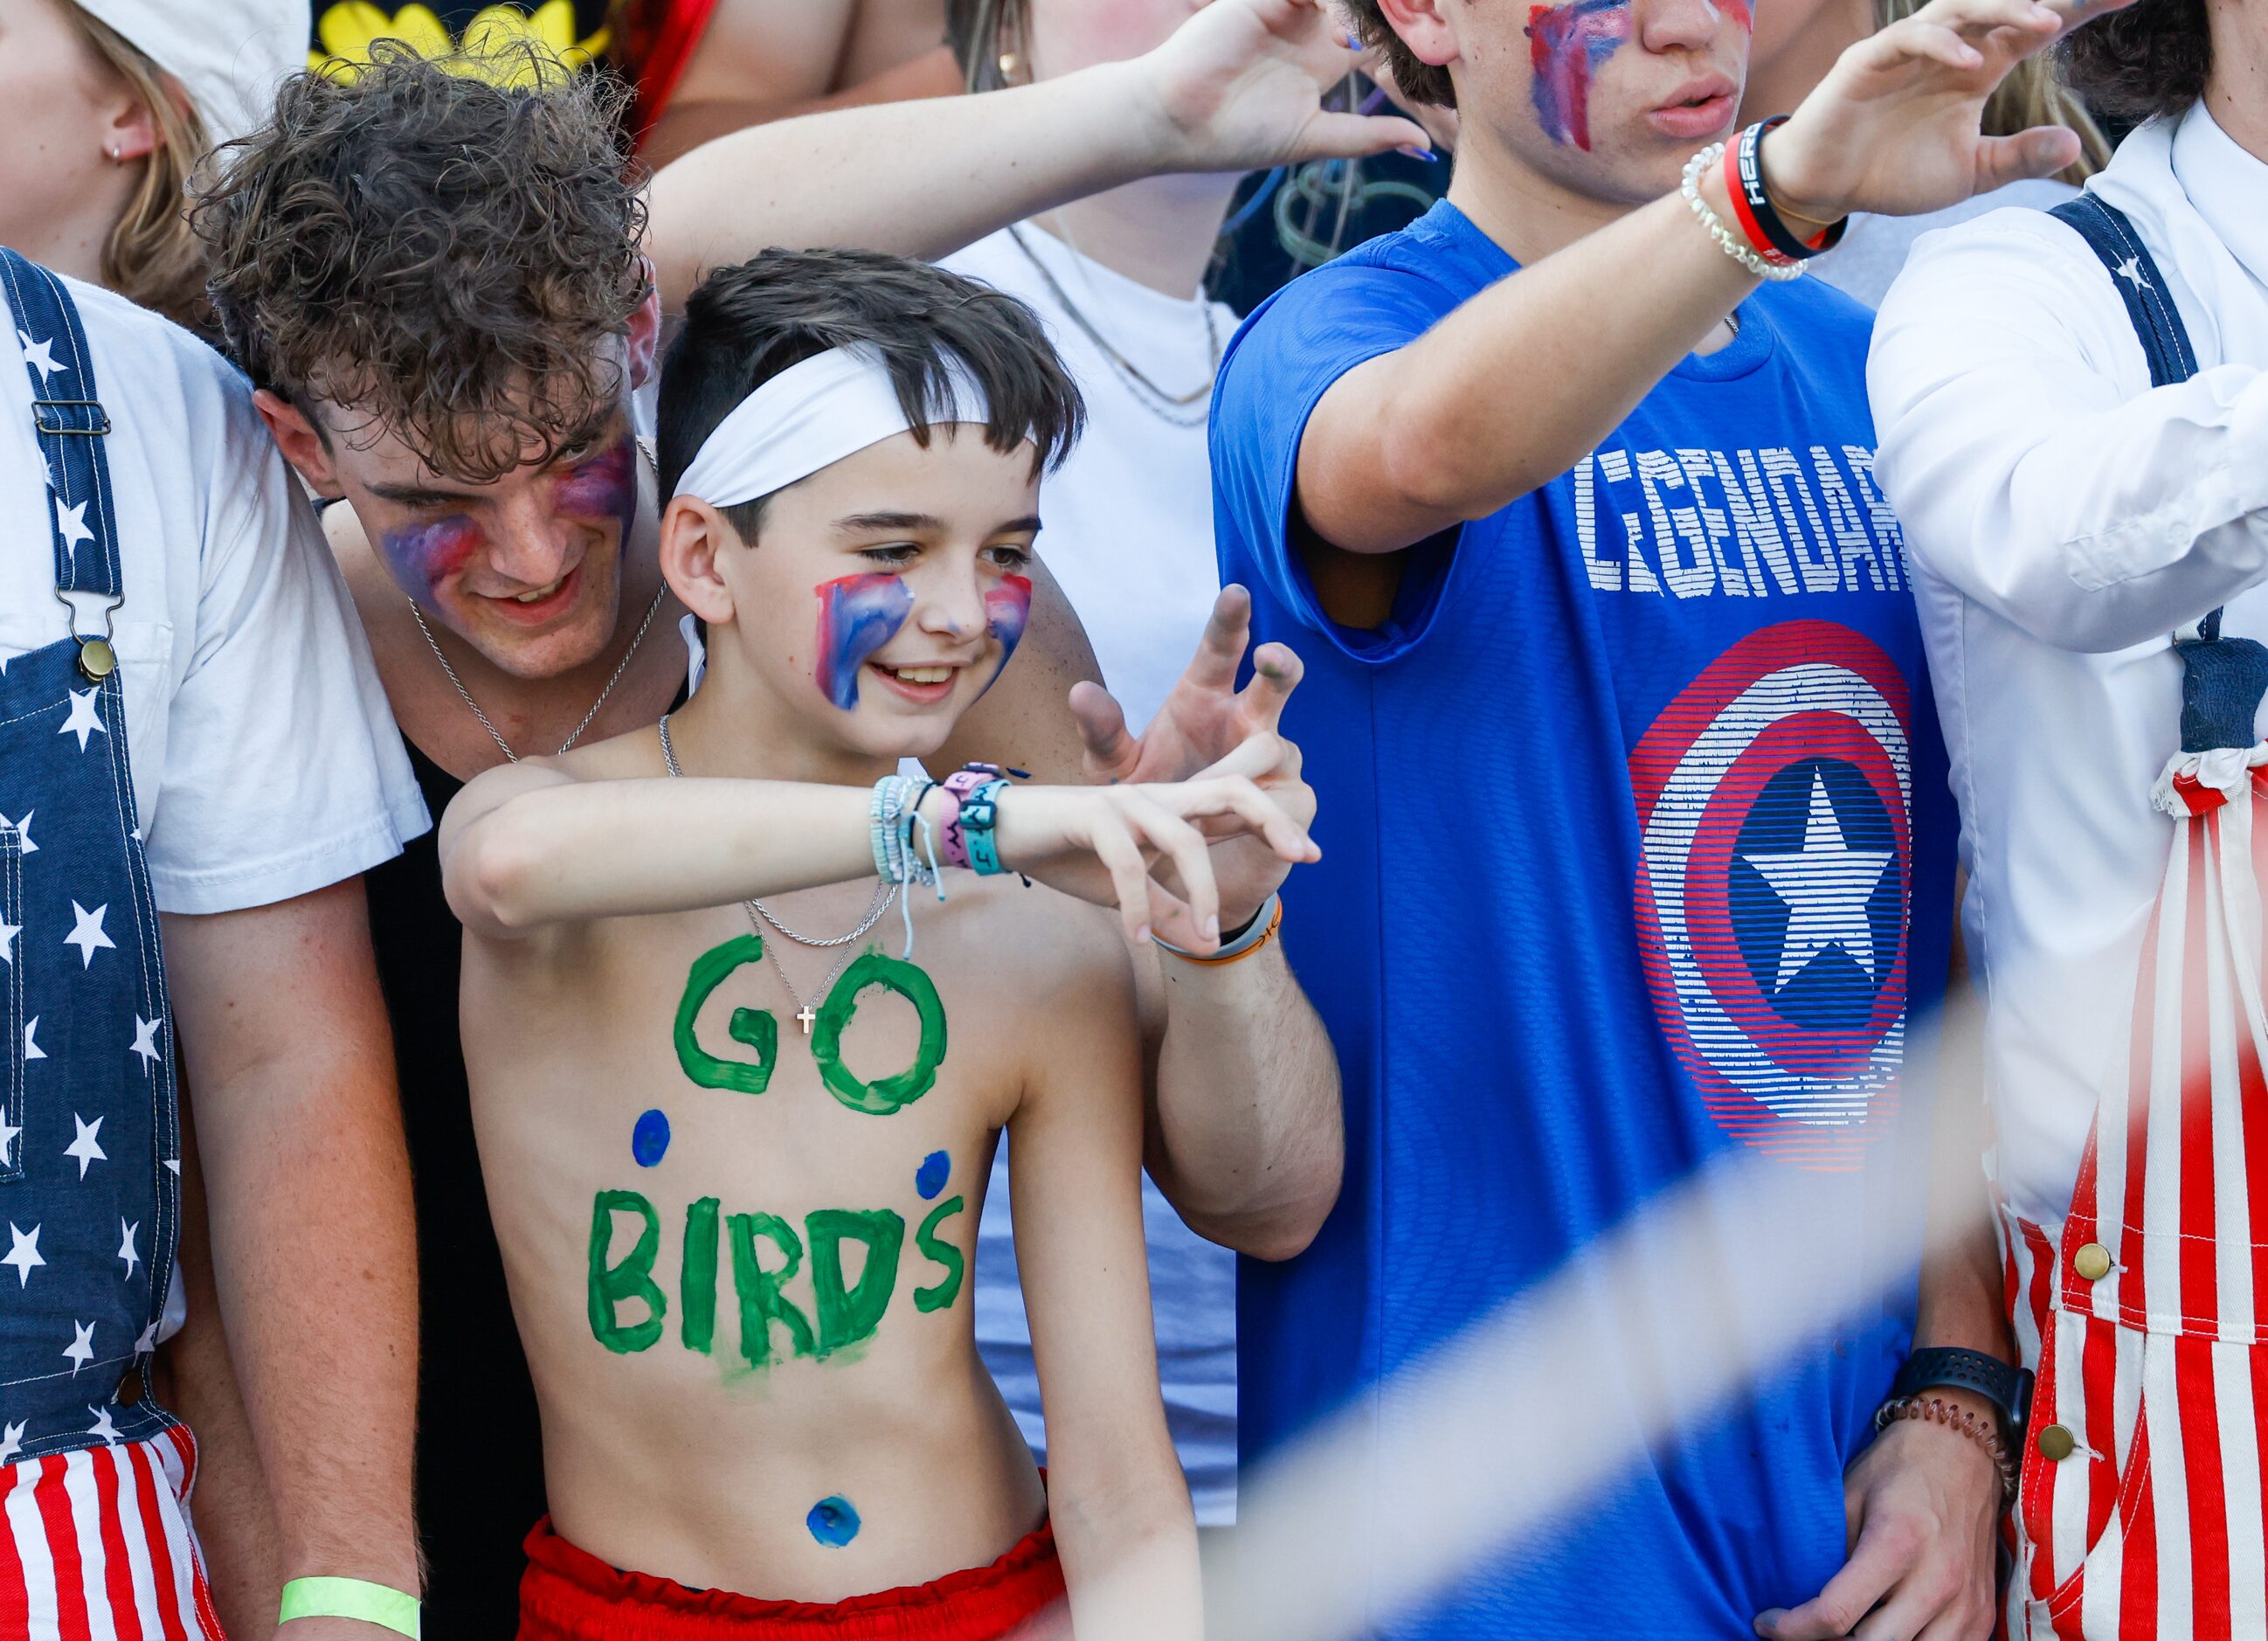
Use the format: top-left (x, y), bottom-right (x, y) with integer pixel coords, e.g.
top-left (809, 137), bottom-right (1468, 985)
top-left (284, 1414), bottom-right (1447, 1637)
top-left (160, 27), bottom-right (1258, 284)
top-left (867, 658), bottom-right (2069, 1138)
top-left (1891, 1347), bottom-right (2032, 1444)
top-left (1736, 118), bottom-right (1848, 262)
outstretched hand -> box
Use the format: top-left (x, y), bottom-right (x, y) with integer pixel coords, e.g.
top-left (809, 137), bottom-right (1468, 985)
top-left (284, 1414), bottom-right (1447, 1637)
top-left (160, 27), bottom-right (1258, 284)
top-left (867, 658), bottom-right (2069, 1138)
top-left (1072, 585), bottom-right (1317, 927)
top-left (1765, 0), bottom-right (2135, 223)
top-left (1137, 0), bottom-right (1428, 174)
top-left (992, 772), bottom-right (1319, 953)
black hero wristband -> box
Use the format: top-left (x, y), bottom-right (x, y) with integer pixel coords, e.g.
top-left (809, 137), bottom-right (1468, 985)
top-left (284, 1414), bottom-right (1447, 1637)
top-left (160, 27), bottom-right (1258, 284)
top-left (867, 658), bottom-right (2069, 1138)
top-left (1736, 117), bottom-right (1849, 262)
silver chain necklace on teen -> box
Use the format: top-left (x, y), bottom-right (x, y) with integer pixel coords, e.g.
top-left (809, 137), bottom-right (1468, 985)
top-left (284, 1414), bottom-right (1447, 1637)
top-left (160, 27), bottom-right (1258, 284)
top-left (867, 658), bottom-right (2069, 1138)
top-left (1007, 223), bottom-right (1221, 429)
top-left (656, 712), bottom-right (898, 1035)
top-left (408, 436), bottom-right (670, 765)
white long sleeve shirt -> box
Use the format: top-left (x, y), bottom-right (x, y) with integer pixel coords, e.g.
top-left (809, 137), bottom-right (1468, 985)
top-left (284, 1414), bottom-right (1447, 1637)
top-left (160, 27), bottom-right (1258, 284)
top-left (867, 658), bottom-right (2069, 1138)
top-left (1869, 106), bottom-right (2268, 1228)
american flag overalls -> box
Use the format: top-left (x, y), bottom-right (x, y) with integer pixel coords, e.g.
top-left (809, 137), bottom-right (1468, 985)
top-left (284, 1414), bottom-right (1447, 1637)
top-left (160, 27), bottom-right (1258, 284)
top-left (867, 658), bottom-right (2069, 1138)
top-left (2002, 197), bottom-right (2268, 1640)
top-left (0, 251), bottom-right (218, 1639)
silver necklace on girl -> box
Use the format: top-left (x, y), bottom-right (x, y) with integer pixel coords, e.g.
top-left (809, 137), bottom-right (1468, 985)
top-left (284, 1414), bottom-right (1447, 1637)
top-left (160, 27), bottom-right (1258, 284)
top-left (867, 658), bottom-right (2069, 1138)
top-left (409, 436), bottom-right (671, 765)
top-left (655, 713), bottom-right (898, 1035)
top-left (1006, 222), bottom-right (1221, 429)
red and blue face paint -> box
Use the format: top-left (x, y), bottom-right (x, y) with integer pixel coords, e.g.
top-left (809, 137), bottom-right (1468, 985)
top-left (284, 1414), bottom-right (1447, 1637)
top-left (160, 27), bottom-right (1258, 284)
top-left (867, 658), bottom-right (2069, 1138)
top-left (551, 435), bottom-right (640, 539)
top-left (379, 514), bottom-right (484, 600)
top-left (813, 573), bottom-right (916, 710)
top-left (984, 574), bottom-right (1032, 668)
top-left (1525, 0), bottom-right (1634, 150)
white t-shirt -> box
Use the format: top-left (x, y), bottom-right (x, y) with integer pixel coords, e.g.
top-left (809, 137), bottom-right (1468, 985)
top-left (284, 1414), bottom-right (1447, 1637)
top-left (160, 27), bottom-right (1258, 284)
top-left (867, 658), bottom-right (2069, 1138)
top-left (0, 275), bottom-right (427, 916)
top-left (940, 226), bottom-right (1241, 1522)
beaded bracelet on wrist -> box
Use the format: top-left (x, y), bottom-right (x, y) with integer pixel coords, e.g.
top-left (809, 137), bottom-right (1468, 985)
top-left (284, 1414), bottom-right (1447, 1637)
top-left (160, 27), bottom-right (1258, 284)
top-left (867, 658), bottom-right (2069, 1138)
top-left (1875, 1394), bottom-right (2018, 1505)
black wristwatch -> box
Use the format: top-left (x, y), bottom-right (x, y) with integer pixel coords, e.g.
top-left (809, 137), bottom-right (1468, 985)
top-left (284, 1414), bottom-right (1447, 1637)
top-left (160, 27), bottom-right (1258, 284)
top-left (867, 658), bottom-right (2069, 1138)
top-left (1891, 1347), bottom-right (2033, 1448)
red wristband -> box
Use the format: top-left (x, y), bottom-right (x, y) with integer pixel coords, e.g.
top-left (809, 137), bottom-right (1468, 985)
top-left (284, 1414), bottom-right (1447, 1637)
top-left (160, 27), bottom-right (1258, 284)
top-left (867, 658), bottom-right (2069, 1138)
top-left (1720, 140), bottom-right (1798, 267)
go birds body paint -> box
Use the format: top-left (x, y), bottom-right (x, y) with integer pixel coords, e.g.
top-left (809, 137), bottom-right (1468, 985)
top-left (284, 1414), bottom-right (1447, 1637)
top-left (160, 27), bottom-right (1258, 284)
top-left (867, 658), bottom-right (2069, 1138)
top-left (813, 573), bottom-right (916, 709)
top-left (1526, 0), bottom-right (1634, 151)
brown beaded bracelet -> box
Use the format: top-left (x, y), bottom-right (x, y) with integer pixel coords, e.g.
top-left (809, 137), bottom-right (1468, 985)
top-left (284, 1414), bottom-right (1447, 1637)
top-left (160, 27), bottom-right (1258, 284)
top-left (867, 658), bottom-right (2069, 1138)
top-left (1875, 1395), bottom-right (2018, 1506)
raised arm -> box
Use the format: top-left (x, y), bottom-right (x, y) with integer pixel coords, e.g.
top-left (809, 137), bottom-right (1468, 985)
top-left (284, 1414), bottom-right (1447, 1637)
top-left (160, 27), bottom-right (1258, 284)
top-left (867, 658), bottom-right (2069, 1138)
top-left (644, 0), bottom-right (1426, 308)
top-left (1870, 210), bottom-right (2268, 654)
top-left (1298, 0), bottom-right (2119, 555)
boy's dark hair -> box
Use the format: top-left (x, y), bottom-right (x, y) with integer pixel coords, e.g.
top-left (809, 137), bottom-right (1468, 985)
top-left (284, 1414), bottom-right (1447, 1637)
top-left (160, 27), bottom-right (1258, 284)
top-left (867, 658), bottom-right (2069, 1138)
top-left (658, 248), bottom-right (1086, 544)
top-left (1339, 1), bottom-right (1455, 109)
top-left (192, 43), bottom-right (650, 484)
top-left (2057, 0), bottom-right (2211, 124)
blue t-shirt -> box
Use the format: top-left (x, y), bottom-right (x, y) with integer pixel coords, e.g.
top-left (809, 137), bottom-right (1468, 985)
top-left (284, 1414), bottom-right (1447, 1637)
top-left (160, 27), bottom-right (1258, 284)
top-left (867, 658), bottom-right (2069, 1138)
top-left (1214, 200), bottom-right (1957, 1638)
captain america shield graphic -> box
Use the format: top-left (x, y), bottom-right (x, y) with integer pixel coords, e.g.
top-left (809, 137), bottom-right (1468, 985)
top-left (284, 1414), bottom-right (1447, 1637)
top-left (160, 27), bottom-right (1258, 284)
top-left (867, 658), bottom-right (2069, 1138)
top-left (1631, 621), bottom-right (1912, 1166)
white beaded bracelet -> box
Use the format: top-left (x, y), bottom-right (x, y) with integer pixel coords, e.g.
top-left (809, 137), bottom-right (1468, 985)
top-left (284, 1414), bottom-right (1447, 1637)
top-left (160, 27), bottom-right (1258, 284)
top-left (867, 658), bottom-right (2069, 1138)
top-left (1680, 143), bottom-right (1805, 284)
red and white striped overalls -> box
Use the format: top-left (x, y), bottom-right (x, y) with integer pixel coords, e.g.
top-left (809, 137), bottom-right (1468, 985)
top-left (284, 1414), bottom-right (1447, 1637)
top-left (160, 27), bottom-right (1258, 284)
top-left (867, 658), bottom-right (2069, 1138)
top-left (2001, 196), bottom-right (2268, 1640)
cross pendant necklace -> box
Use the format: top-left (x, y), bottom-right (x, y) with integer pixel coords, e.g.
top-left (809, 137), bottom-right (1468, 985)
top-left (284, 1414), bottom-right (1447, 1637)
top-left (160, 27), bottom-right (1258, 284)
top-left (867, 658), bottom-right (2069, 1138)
top-left (796, 1002), bottom-right (819, 1036)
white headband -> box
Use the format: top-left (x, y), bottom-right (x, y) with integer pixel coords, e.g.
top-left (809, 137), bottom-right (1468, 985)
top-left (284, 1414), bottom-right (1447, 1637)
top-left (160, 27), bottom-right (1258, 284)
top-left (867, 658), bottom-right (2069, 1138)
top-left (672, 343), bottom-right (993, 509)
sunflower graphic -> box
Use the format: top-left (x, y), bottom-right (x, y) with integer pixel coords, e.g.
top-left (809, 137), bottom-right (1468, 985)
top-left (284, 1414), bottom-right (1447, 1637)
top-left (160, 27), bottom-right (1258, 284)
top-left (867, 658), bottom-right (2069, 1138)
top-left (312, 3), bottom-right (612, 84)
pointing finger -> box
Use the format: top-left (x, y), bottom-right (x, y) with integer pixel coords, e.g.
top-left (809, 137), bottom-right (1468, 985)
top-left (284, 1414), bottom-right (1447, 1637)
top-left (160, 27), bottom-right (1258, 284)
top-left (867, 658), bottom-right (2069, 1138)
top-left (1238, 640), bottom-right (1305, 735)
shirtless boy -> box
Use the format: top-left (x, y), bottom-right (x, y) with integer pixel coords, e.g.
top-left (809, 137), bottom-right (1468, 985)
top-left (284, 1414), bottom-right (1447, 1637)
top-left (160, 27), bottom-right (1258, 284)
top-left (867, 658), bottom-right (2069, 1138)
top-left (439, 249), bottom-right (1315, 1638)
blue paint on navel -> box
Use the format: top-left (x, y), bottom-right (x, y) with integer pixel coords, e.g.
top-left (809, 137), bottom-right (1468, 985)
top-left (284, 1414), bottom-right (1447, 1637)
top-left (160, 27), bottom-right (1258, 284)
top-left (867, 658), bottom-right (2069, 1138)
top-left (807, 1495), bottom-right (861, 1547)
top-left (632, 1109), bottom-right (671, 1167)
top-left (916, 1150), bottom-right (950, 1200)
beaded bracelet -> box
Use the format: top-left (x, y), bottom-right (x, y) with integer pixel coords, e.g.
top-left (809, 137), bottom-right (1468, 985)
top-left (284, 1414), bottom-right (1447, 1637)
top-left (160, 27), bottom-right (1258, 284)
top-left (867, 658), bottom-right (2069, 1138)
top-left (1875, 1394), bottom-right (2018, 1506)
top-left (1681, 142), bottom-right (1805, 284)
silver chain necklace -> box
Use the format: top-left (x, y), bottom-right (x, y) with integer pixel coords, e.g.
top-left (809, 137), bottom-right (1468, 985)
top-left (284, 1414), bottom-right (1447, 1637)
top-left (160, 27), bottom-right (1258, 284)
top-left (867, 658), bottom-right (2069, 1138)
top-left (656, 713), bottom-right (898, 1035)
top-left (409, 436), bottom-right (669, 765)
top-left (1007, 224), bottom-right (1221, 429)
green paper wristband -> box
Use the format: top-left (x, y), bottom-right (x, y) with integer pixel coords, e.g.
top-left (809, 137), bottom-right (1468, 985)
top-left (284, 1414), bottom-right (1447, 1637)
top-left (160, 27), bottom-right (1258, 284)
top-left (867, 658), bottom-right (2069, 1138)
top-left (279, 1576), bottom-right (422, 1637)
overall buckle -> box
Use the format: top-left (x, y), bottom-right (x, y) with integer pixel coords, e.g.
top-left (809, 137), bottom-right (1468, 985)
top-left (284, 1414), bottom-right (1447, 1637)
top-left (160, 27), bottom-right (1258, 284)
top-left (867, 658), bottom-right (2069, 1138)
top-left (32, 399), bottom-right (109, 438)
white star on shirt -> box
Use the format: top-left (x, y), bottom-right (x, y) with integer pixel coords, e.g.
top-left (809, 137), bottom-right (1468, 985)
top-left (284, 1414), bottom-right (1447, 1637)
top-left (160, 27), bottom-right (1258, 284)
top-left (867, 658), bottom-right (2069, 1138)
top-left (63, 1114), bottom-right (105, 1180)
top-left (58, 689), bottom-right (104, 751)
top-left (53, 498), bottom-right (93, 557)
top-left (1744, 772), bottom-right (1895, 992)
top-left (133, 1319), bottom-right (158, 1355)
top-left (62, 1320), bottom-right (94, 1374)
top-left (129, 1015), bottom-right (161, 1070)
top-left (1, 1224), bottom-right (42, 1288)
top-left (2114, 255), bottom-right (2151, 290)
top-left (0, 1118), bottom-right (18, 1169)
top-left (0, 917), bottom-right (16, 966)
top-left (0, 811), bottom-right (35, 854)
top-left (63, 902), bottom-right (112, 967)
top-left (21, 1018), bottom-right (43, 1062)
top-left (0, 1423), bottom-right (25, 1467)
top-left (17, 331), bottom-right (63, 384)
top-left (85, 1405), bottom-right (117, 1444)
top-left (116, 1220), bottom-right (138, 1281)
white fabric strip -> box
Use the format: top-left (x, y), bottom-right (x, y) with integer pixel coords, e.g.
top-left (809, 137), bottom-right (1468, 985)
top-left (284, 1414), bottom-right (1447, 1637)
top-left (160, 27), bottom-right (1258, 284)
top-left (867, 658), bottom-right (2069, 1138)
top-left (673, 344), bottom-right (992, 509)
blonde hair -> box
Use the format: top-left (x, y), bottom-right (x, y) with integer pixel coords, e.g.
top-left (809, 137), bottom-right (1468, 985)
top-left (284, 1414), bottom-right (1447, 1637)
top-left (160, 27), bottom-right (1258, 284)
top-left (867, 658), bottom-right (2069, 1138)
top-left (62, 3), bottom-right (215, 334)
top-left (1878, 0), bottom-right (2110, 184)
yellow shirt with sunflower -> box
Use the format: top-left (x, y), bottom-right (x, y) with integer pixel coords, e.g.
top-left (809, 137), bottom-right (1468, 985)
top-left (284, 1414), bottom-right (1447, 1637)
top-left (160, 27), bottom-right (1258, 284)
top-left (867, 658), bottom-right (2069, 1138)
top-left (312, 2), bottom-right (615, 81)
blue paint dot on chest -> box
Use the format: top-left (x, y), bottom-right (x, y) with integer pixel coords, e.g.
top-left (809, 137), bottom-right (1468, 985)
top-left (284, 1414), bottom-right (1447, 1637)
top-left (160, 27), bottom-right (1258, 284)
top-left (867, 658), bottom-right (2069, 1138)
top-left (916, 1150), bottom-right (949, 1200)
top-left (806, 1495), bottom-right (861, 1547)
top-left (631, 1109), bottom-right (671, 1168)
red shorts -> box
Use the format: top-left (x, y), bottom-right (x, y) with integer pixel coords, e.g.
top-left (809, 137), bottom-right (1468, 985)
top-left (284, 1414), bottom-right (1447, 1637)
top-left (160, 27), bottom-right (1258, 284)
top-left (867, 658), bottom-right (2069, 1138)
top-left (517, 1515), bottom-right (1068, 1640)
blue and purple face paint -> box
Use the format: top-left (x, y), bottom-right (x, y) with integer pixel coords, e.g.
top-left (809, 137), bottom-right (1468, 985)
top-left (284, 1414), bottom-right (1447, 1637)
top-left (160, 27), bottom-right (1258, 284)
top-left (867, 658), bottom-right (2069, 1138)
top-left (812, 573), bottom-right (916, 710)
top-left (552, 435), bottom-right (640, 540)
top-left (1525, 0), bottom-right (1634, 150)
